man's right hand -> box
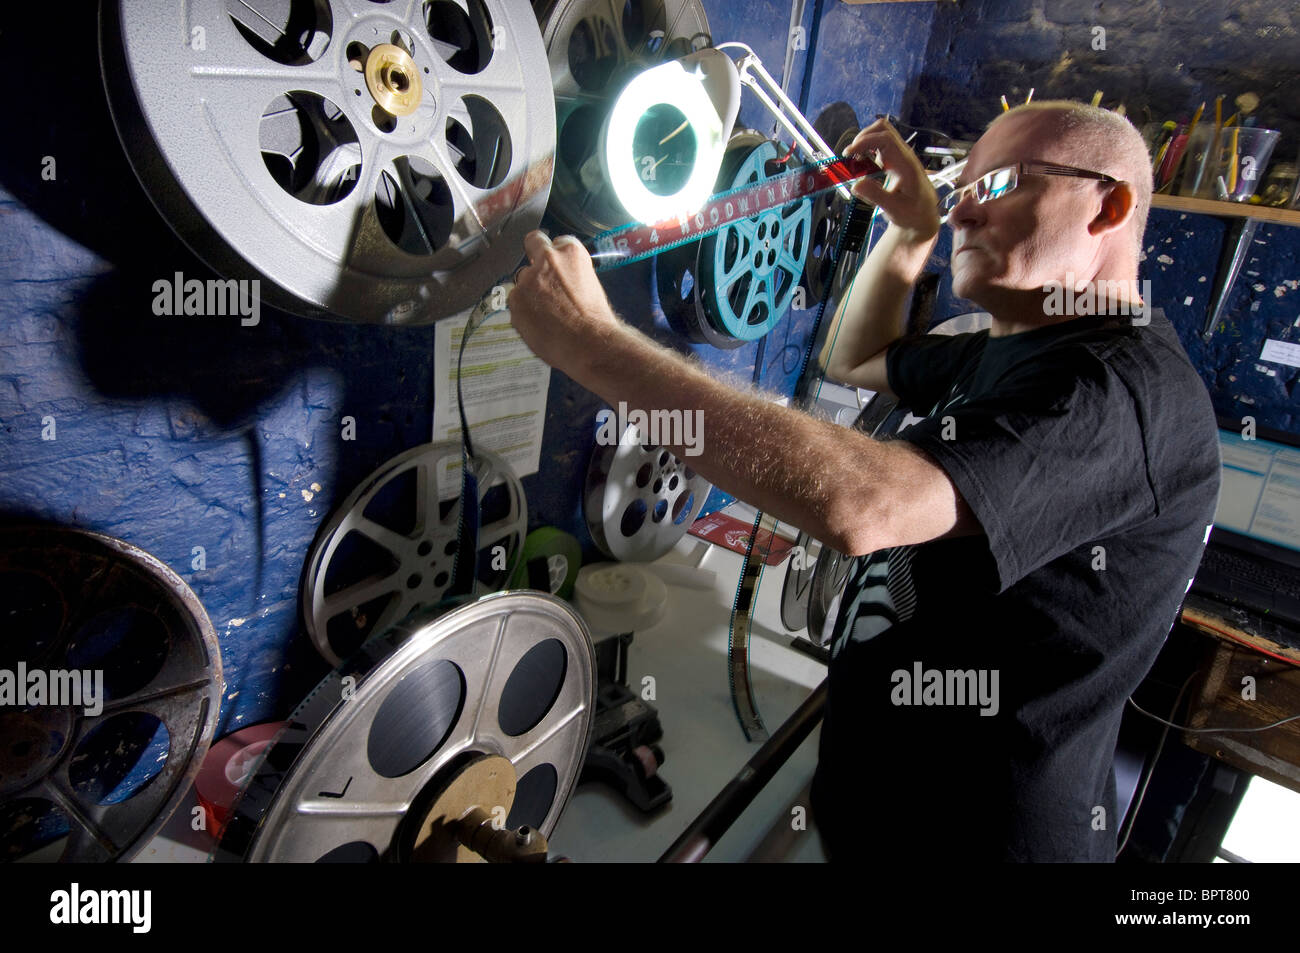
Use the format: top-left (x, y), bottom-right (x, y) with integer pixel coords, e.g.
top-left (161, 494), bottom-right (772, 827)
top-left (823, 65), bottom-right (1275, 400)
top-left (843, 119), bottom-right (942, 242)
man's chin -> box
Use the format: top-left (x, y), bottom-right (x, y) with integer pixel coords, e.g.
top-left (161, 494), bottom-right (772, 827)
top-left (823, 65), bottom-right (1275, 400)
top-left (951, 272), bottom-right (990, 305)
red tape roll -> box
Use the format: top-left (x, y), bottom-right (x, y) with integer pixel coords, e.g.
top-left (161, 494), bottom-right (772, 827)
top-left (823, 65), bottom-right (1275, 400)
top-left (195, 722), bottom-right (286, 835)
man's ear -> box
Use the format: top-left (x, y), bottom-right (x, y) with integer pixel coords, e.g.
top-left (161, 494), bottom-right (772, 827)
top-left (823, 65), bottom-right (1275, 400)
top-left (1088, 181), bottom-right (1135, 236)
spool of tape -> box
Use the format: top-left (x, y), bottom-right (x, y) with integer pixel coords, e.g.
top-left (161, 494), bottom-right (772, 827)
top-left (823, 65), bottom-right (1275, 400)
top-left (195, 722), bottom-right (286, 834)
top-left (574, 563), bottom-right (667, 636)
top-left (602, 54), bottom-right (730, 224)
top-left (509, 527), bottom-right (582, 600)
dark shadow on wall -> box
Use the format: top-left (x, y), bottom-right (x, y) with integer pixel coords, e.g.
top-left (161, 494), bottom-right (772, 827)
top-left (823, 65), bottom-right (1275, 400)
top-left (0, 14), bottom-right (446, 716)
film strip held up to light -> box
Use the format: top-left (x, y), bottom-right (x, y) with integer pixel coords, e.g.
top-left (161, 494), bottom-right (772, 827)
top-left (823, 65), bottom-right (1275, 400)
top-left (584, 152), bottom-right (884, 271)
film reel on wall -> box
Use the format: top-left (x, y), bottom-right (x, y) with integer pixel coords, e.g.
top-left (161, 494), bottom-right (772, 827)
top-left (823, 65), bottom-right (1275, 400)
top-left (100, 0), bottom-right (556, 325)
top-left (801, 103), bottom-right (861, 305)
top-left (0, 526), bottom-right (222, 862)
top-left (657, 132), bottom-right (813, 348)
top-left (302, 441), bottom-right (527, 668)
top-left (538, 0), bottom-right (711, 236)
top-left (584, 424), bottom-right (711, 562)
top-left (214, 592), bottom-right (594, 862)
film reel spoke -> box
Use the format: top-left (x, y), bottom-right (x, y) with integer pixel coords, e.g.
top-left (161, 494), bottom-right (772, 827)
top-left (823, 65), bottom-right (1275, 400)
top-left (321, 572), bottom-right (399, 619)
top-left (354, 514), bottom-right (412, 556)
top-left (97, 676), bottom-right (217, 719)
top-left (33, 781), bottom-right (117, 854)
top-left (510, 704), bottom-right (587, 769)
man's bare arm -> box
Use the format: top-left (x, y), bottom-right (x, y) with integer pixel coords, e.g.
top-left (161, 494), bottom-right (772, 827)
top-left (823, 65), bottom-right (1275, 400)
top-left (817, 120), bottom-right (943, 395)
top-left (507, 233), bottom-right (980, 556)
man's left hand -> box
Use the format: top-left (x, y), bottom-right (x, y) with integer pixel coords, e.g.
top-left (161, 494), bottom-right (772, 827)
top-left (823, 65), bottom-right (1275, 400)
top-left (508, 230), bottom-right (620, 376)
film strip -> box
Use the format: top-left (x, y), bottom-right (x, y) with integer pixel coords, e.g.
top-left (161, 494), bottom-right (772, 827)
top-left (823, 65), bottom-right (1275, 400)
top-left (587, 152), bottom-right (882, 272)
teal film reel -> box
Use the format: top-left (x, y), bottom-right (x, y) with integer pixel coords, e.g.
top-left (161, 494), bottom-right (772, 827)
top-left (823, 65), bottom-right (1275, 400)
top-left (697, 138), bottom-right (812, 342)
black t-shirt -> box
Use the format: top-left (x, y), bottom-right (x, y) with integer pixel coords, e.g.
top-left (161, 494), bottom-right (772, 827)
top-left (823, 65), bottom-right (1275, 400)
top-left (811, 312), bottom-right (1220, 861)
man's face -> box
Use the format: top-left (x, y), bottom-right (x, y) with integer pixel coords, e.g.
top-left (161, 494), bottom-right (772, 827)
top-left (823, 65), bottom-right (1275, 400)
top-left (948, 114), bottom-right (1106, 303)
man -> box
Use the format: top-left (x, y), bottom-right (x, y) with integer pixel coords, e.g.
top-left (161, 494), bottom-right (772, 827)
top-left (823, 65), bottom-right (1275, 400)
top-left (507, 101), bottom-right (1220, 861)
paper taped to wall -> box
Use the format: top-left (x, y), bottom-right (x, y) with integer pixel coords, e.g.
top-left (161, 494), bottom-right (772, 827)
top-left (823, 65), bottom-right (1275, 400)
top-left (1260, 338), bottom-right (1300, 369)
top-left (433, 311), bottom-right (550, 478)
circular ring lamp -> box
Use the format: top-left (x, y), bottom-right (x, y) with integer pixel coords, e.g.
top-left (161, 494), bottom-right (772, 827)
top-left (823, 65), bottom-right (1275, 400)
top-left (602, 49), bottom-right (740, 224)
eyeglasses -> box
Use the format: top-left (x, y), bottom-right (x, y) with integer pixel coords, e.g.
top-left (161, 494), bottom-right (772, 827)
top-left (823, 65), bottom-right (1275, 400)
top-left (938, 161), bottom-right (1119, 223)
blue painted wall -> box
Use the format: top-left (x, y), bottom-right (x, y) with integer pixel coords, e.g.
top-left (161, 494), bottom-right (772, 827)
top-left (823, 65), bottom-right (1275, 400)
top-left (0, 2), bottom-right (825, 733)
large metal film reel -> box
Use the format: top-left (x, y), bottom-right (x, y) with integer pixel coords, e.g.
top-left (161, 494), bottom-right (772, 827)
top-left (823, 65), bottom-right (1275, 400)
top-left (0, 526), bottom-right (221, 862)
top-left (100, 0), bottom-right (555, 325)
top-left (303, 441), bottom-right (527, 667)
top-left (214, 592), bottom-right (594, 862)
top-left (539, 0), bottom-right (710, 236)
top-left (584, 424), bottom-right (711, 562)
top-left (657, 133), bottom-right (812, 347)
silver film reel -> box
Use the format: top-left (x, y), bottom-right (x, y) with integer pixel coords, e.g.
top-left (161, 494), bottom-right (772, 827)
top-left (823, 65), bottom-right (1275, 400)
top-left (806, 546), bottom-right (851, 647)
top-left (303, 441), bottom-right (527, 667)
top-left (539, 0), bottom-right (710, 235)
top-left (0, 526), bottom-right (221, 862)
top-left (584, 424), bottom-right (711, 562)
top-left (214, 592), bottom-right (595, 862)
top-left (101, 0), bottom-right (555, 324)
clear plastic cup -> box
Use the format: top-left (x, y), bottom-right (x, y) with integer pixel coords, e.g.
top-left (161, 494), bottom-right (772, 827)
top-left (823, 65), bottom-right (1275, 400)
top-left (1178, 126), bottom-right (1281, 202)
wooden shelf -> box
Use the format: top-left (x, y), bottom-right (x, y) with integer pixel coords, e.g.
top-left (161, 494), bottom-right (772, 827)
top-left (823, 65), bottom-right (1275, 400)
top-left (1152, 193), bottom-right (1300, 227)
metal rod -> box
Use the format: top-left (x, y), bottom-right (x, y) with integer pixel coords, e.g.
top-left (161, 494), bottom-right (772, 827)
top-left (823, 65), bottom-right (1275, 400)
top-left (658, 679), bottom-right (828, 862)
top-left (733, 54), bottom-right (853, 203)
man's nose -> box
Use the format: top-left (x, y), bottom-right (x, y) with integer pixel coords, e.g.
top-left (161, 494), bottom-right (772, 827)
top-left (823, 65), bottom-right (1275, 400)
top-left (949, 188), bottom-right (985, 227)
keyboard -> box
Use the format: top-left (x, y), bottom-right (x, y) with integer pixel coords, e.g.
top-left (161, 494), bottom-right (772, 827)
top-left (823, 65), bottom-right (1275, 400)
top-left (1194, 545), bottom-right (1300, 626)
